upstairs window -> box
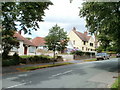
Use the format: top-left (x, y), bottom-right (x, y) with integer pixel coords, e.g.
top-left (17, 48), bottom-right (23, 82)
top-left (83, 41), bottom-right (86, 45)
top-left (90, 43), bottom-right (93, 47)
top-left (82, 47), bottom-right (84, 50)
top-left (73, 40), bottom-right (75, 45)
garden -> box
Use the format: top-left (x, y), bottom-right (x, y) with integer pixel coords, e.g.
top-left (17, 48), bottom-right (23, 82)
top-left (2, 53), bottom-right (64, 67)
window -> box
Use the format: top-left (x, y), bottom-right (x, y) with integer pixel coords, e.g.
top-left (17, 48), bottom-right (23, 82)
top-left (91, 49), bottom-right (92, 51)
top-left (82, 47), bottom-right (84, 50)
top-left (90, 43), bottom-right (93, 46)
top-left (83, 41), bottom-right (86, 45)
top-left (73, 40), bottom-right (75, 45)
top-left (29, 47), bottom-right (36, 53)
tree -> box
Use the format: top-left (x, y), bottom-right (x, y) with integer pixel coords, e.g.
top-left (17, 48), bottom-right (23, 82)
top-left (79, 2), bottom-right (120, 53)
top-left (2, 1), bottom-right (53, 58)
top-left (45, 24), bottom-right (68, 63)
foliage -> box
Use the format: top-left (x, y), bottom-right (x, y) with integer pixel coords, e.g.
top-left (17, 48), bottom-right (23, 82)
top-left (71, 50), bottom-right (83, 56)
top-left (71, 50), bottom-right (95, 56)
top-left (45, 24), bottom-right (69, 61)
top-left (20, 55), bottom-right (33, 58)
top-left (20, 55), bottom-right (53, 64)
top-left (2, 2), bottom-right (53, 58)
top-left (2, 53), bottom-right (20, 66)
top-left (111, 76), bottom-right (120, 89)
top-left (2, 30), bottom-right (19, 59)
top-left (12, 53), bottom-right (20, 65)
top-left (79, 2), bottom-right (120, 53)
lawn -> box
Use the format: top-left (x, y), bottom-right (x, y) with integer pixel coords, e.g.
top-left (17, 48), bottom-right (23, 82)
top-left (111, 76), bottom-right (120, 89)
top-left (84, 58), bottom-right (96, 62)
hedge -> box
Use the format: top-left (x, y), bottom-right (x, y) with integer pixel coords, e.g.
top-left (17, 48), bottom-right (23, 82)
top-left (19, 55), bottom-right (54, 64)
top-left (2, 53), bottom-right (20, 66)
top-left (71, 50), bottom-right (95, 56)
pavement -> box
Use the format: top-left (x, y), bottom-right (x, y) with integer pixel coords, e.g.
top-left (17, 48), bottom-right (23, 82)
top-left (1, 58), bottom-right (119, 89)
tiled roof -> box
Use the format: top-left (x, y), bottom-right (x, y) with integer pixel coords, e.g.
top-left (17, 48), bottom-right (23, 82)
top-left (73, 30), bottom-right (91, 41)
top-left (31, 37), bottom-right (46, 47)
top-left (14, 32), bottom-right (36, 46)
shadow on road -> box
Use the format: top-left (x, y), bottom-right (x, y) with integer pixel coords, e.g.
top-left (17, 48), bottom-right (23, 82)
top-left (91, 59), bottom-right (120, 73)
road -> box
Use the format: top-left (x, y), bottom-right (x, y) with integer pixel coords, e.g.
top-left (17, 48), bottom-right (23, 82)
top-left (1, 58), bottom-right (119, 89)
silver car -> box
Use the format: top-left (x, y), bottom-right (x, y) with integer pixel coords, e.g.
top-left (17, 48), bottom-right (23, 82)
top-left (96, 53), bottom-right (110, 60)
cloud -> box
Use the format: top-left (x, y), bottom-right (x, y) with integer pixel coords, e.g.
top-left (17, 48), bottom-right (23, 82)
top-left (23, 0), bottom-right (87, 38)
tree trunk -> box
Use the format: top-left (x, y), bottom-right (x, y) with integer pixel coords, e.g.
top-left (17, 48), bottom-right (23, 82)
top-left (53, 45), bottom-right (56, 64)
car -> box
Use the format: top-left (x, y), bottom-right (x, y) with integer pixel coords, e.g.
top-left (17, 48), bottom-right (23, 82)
top-left (116, 53), bottom-right (120, 58)
top-left (96, 53), bottom-right (110, 60)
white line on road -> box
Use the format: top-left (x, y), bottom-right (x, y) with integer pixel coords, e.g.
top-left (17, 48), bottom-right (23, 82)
top-left (6, 77), bottom-right (18, 80)
top-left (49, 70), bottom-right (73, 78)
top-left (18, 74), bottom-right (27, 77)
top-left (62, 70), bottom-right (73, 74)
top-left (52, 73), bottom-right (62, 77)
top-left (6, 81), bottom-right (32, 88)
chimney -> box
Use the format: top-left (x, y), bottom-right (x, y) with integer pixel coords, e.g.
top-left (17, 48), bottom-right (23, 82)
top-left (73, 27), bottom-right (76, 31)
top-left (18, 30), bottom-right (22, 35)
top-left (84, 31), bottom-right (88, 36)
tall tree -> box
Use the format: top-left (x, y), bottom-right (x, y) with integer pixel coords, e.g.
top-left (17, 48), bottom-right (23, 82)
top-left (2, 1), bottom-right (53, 58)
top-left (45, 24), bottom-right (68, 63)
top-left (79, 2), bottom-right (120, 53)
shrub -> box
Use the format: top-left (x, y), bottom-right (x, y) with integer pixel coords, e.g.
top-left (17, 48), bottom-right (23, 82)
top-left (2, 59), bottom-right (18, 66)
top-left (71, 50), bottom-right (84, 56)
top-left (12, 53), bottom-right (20, 65)
top-left (2, 53), bottom-right (20, 66)
top-left (19, 55), bottom-right (53, 64)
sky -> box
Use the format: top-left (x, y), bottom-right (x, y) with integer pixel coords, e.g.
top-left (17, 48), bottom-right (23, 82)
top-left (22, 0), bottom-right (87, 39)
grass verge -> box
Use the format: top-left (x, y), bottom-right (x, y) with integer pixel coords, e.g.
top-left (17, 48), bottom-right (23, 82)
top-left (84, 58), bottom-right (96, 62)
top-left (111, 76), bottom-right (120, 89)
top-left (18, 62), bottom-right (74, 71)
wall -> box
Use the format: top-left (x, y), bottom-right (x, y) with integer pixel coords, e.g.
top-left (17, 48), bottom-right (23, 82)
top-left (68, 30), bottom-right (83, 50)
top-left (18, 41), bottom-right (24, 55)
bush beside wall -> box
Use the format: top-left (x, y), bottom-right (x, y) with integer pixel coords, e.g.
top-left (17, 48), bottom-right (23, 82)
top-left (2, 53), bottom-right (20, 66)
top-left (19, 55), bottom-right (54, 64)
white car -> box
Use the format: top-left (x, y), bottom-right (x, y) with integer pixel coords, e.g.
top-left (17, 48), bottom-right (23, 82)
top-left (96, 53), bottom-right (110, 60)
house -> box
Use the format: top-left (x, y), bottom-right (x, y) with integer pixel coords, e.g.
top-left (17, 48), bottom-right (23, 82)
top-left (9, 32), bottom-right (37, 56)
top-left (31, 37), bottom-right (48, 54)
top-left (31, 37), bottom-right (46, 49)
top-left (67, 27), bottom-right (96, 53)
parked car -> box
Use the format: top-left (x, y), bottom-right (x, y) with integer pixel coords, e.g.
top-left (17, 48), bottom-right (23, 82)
top-left (116, 53), bottom-right (120, 58)
top-left (96, 53), bottom-right (110, 60)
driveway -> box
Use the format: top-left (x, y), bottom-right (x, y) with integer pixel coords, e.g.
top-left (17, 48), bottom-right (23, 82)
top-left (1, 58), bottom-right (119, 89)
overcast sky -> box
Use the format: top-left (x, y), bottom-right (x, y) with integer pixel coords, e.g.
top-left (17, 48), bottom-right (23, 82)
top-left (22, 0), bottom-right (87, 38)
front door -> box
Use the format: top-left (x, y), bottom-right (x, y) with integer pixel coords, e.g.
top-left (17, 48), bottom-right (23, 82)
top-left (24, 47), bottom-right (27, 55)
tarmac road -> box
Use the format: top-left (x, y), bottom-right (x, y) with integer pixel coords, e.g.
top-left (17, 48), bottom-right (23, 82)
top-left (2, 58), bottom-right (119, 89)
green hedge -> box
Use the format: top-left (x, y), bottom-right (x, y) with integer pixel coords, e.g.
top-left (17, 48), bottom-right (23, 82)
top-left (71, 50), bottom-right (95, 56)
top-left (2, 53), bottom-right (20, 66)
top-left (20, 55), bottom-right (54, 64)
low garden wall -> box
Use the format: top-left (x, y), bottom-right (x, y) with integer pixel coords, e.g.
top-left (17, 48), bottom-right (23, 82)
top-left (73, 55), bottom-right (95, 60)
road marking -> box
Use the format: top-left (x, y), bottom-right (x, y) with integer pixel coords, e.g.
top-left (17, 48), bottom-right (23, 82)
top-left (6, 77), bottom-right (18, 80)
top-left (18, 74), bottom-right (27, 77)
top-left (6, 81), bottom-right (32, 88)
top-left (52, 73), bottom-right (62, 77)
top-left (62, 70), bottom-right (73, 74)
top-left (49, 70), bottom-right (73, 78)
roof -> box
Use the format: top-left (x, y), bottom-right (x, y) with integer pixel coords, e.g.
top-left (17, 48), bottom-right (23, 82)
top-left (14, 32), bottom-right (36, 46)
top-left (31, 37), bottom-right (46, 46)
top-left (73, 30), bottom-right (91, 41)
